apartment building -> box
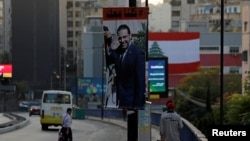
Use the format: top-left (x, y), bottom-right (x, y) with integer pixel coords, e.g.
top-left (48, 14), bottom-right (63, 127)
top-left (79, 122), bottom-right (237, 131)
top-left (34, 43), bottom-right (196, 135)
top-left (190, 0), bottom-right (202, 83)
top-left (0, 0), bottom-right (11, 55)
top-left (241, 0), bottom-right (250, 94)
top-left (12, 0), bottom-right (60, 93)
top-left (170, 0), bottom-right (242, 32)
top-left (170, 0), bottom-right (197, 31)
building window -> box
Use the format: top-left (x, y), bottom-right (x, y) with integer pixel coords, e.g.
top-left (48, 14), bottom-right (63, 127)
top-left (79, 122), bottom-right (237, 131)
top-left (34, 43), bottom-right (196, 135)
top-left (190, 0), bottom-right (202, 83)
top-left (200, 46), bottom-right (219, 51)
top-left (75, 11), bottom-right (81, 17)
top-left (75, 41), bottom-right (78, 47)
top-left (234, 7), bottom-right (237, 13)
top-left (229, 7), bottom-right (232, 13)
top-left (67, 2), bottom-right (73, 9)
top-left (242, 50), bottom-right (248, 62)
top-left (67, 21), bottom-right (73, 27)
top-left (229, 46), bottom-right (239, 54)
top-left (172, 21), bottom-right (179, 27)
top-left (75, 21), bottom-right (81, 27)
top-left (75, 31), bottom-right (81, 36)
top-left (170, 0), bottom-right (181, 6)
top-left (172, 11), bottom-right (180, 16)
top-left (187, 0), bottom-right (194, 4)
top-left (67, 41), bottom-right (73, 47)
top-left (244, 21), bottom-right (248, 32)
top-left (67, 11), bottom-right (73, 17)
top-left (75, 1), bottom-right (80, 7)
top-left (67, 31), bottom-right (73, 38)
top-left (229, 67), bottom-right (239, 74)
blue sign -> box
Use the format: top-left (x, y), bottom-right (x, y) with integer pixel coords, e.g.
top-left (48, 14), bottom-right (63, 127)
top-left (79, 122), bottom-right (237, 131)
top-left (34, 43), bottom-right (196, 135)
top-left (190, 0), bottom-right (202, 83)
top-left (78, 77), bottom-right (106, 95)
top-left (148, 57), bottom-right (168, 97)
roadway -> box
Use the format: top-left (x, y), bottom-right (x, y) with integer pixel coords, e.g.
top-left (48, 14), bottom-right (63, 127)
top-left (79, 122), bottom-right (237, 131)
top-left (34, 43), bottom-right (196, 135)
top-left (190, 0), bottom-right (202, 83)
top-left (0, 112), bottom-right (160, 141)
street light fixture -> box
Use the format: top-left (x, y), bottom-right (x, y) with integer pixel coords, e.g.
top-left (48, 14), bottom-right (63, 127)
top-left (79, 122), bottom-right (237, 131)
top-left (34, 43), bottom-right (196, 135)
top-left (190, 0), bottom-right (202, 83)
top-left (64, 64), bottom-right (69, 90)
top-left (50, 71), bottom-right (60, 89)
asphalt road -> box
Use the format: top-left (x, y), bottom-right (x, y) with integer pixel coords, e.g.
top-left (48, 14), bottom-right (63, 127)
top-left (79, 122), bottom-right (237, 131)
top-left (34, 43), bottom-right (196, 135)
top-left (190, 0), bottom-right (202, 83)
top-left (0, 112), bottom-right (127, 141)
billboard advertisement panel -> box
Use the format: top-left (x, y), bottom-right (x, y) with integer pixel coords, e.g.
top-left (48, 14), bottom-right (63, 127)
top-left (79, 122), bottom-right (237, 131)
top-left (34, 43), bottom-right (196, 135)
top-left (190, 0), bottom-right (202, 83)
top-left (148, 57), bottom-right (168, 98)
top-left (103, 7), bottom-right (148, 109)
top-left (77, 77), bottom-right (105, 95)
top-left (0, 64), bottom-right (12, 78)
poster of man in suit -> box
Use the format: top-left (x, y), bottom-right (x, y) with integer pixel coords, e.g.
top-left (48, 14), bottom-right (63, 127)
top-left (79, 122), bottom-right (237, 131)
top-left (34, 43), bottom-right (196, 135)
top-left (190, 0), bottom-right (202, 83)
top-left (103, 7), bottom-right (148, 109)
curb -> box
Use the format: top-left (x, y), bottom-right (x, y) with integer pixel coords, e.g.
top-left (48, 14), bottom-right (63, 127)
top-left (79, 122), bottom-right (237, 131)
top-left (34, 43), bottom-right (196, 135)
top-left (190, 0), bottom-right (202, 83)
top-left (86, 116), bottom-right (127, 130)
top-left (0, 113), bottom-right (29, 134)
top-left (86, 116), bottom-right (161, 141)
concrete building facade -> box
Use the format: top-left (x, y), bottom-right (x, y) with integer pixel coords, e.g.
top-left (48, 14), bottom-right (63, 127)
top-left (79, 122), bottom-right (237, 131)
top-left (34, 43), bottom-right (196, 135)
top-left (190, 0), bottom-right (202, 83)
top-left (0, 0), bottom-right (12, 58)
top-left (12, 0), bottom-right (60, 94)
top-left (241, 0), bottom-right (250, 94)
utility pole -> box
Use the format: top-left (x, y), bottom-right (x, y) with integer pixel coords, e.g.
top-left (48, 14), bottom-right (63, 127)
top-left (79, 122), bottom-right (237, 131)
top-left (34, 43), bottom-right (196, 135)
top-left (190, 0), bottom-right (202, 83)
top-left (220, 0), bottom-right (224, 125)
top-left (127, 1), bottom-right (138, 141)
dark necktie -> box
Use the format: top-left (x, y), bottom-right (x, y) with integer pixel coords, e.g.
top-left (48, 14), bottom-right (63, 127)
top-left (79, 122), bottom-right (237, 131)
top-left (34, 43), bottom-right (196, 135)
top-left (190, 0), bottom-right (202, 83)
top-left (119, 52), bottom-right (124, 66)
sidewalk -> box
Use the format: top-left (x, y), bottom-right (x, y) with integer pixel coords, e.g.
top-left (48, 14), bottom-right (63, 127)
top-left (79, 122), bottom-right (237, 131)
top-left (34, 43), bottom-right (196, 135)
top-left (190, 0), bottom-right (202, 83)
top-left (87, 116), bottom-right (160, 141)
top-left (0, 113), bottom-right (12, 124)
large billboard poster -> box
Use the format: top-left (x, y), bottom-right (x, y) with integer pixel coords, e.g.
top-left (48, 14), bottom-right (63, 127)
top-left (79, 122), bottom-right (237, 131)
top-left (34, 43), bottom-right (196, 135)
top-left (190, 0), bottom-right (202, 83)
top-left (0, 64), bottom-right (12, 78)
top-left (103, 7), bottom-right (148, 109)
top-left (148, 57), bottom-right (168, 98)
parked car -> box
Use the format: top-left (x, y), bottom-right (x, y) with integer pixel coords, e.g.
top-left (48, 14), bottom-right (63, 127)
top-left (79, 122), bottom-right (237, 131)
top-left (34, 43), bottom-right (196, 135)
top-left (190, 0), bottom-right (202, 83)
top-left (19, 101), bottom-right (31, 108)
top-left (19, 101), bottom-right (41, 115)
top-left (29, 105), bottom-right (41, 116)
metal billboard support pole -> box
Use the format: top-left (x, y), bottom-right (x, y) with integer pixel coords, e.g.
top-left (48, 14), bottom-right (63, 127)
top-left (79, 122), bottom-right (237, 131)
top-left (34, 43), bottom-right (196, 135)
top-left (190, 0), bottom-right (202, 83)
top-left (127, 1), bottom-right (137, 140)
top-left (220, 0), bottom-right (224, 125)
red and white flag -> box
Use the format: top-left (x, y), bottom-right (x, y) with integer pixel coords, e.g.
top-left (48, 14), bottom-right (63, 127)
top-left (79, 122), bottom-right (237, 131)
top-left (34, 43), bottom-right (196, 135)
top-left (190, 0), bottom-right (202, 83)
top-left (148, 32), bottom-right (200, 74)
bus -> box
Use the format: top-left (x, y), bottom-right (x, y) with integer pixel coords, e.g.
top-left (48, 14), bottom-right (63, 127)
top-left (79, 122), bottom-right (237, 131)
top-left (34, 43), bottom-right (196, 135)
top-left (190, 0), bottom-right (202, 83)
top-left (40, 90), bottom-right (73, 130)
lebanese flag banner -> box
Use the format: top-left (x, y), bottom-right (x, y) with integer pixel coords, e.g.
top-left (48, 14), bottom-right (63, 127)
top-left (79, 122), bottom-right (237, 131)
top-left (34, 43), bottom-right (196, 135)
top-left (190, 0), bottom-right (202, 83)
top-left (148, 32), bottom-right (200, 74)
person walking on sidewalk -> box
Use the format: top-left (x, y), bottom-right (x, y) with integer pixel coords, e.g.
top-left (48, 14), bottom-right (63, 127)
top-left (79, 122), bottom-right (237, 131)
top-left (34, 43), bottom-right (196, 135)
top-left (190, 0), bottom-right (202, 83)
top-left (160, 101), bottom-right (183, 141)
top-left (61, 108), bottom-right (73, 141)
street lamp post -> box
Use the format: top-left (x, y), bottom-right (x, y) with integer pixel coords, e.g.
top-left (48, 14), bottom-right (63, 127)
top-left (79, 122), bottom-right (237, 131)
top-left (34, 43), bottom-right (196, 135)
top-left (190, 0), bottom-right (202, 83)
top-left (64, 64), bottom-right (69, 90)
top-left (50, 71), bottom-right (60, 90)
top-left (50, 75), bottom-right (53, 89)
top-left (75, 63), bottom-right (78, 106)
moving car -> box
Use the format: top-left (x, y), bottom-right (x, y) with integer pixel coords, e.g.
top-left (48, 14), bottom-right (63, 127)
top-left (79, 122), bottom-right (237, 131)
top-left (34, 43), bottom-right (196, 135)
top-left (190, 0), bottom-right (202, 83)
top-left (29, 105), bottom-right (41, 116)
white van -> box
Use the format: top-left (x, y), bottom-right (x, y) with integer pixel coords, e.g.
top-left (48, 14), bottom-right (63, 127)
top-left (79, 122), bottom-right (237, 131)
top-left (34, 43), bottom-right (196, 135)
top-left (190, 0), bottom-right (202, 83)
top-left (40, 90), bottom-right (73, 130)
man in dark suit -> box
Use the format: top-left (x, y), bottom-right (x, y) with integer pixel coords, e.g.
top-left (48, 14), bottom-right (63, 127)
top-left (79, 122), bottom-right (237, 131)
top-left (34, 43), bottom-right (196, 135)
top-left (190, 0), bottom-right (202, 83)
top-left (104, 24), bottom-right (145, 109)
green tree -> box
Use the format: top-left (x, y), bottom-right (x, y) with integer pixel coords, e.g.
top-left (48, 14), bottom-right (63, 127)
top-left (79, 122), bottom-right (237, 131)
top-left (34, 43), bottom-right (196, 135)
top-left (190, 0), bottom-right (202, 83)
top-left (0, 52), bottom-right (10, 63)
top-left (224, 74), bottom-right (242, 94)
top-left (176, 68), bottom-right (220, 136)
top-left (134, 22), bottom-right (146, 52)
top-left (175, 68), bottom-right (244, 136)
top-left (178, 68), bottom-right (220, 102)
top-left (224, 94), bottom-right (250, 125)
top-left (13, 81), bottom-right (30, 101)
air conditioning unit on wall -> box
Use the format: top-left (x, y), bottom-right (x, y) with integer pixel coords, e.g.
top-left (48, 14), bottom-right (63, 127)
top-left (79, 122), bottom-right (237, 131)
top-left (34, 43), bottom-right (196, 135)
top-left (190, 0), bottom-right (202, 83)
top-left (231, 52), bottom-right (238, 56)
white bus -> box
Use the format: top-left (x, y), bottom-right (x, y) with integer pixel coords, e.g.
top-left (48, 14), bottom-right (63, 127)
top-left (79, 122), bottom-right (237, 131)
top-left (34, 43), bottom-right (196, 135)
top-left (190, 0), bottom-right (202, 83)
top-left (40, 90), bottom-right (73, 130)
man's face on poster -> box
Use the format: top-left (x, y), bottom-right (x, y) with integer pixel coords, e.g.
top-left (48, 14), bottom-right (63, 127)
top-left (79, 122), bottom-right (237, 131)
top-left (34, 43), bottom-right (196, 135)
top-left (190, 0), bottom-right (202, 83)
top-left (117, 29), bottom-right (131, 49)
